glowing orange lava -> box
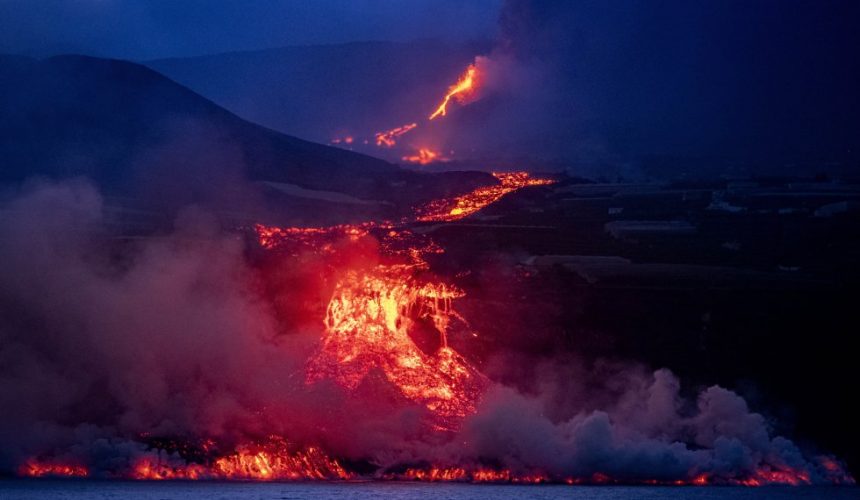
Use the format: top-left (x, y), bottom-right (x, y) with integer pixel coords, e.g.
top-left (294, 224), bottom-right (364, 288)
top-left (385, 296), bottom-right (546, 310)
top-left (132, 440), bottom-right (351, 481)
top-left (395, 466), bottom-right (821, 486)
top-left (398, 467), bottom-right (545, 482)
top-left (429, 64), bottom-right (479, 120)
top-left (19, 460), bottom-right (88, 478)
top-left (375, 122), bottom-right (418, 147)
top-left (255, 217), bottom-right (488, 429)
top-left (395, 467), bottom-right (547, 483)
top-left (306, 263), bottom-right (487, 426)
top-left (22, 447), bottom-right (826, 484)
top-left (402, 148), bottom-right (445, 165)
top-left (254, 173), bottom-right (554, 424)
top-left (731, 468), bottom-right (812, 487)
top-left (330, 136), bottom-right (354, 145)
top-left (254, 223), bottom-right (371, 251)
top-left (18, 171), bottom-right (855, 486)
top-left (416, 171), bottom-right (555, 222)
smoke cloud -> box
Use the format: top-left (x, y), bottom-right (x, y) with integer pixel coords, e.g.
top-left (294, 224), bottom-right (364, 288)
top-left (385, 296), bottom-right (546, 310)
top-left (445, 0), bottom-right (860, 176)
top-left (0, 180), bottom-right (280, 468)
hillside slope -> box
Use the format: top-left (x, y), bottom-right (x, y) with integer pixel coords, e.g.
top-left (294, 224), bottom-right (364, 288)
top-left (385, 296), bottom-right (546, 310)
top-left (147, 40), bottom-right (488, 147)
top-left (0, 54), bottom-right (492, 216)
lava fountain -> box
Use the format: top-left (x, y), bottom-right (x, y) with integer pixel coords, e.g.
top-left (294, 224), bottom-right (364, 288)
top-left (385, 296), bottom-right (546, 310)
top-left (429, 64), bottom-right (480, 120)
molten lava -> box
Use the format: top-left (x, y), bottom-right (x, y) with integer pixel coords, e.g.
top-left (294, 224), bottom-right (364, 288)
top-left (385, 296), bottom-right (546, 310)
top-left (19, 460), bottom-right (88, 478)
top-left (398, 467), bottom-right (547, 483)
top-left (255, 173), bottom-right (554, 425)
top-left (375, 122), bottom-right (418, 147)
top-left (330, 136), bottom-right (354, 145)
top-left (132, 440), bottom-right (351, 481)
top-left (393, 465), bottom-right (826, 486)
top-left (402, 148), bottom-right (445, 165)
top-left (16, 171), bottom-right (857, 487)
top-left (429, 64), bottom-right (479, 120)
top-left (254, 223), bottom-right (371, 251)
top-left (306, 264), bottom-right (487, 426)
top-left (334, 62), bottom-right (480, 160)
top-left (416, 171), bottom-right (555, 222)
top-left (256, 212), bottom-right (489, 429)
top-left (732, 468), bottom-right (812, 487)
top-left (250, 173), bottom-right (557, 425)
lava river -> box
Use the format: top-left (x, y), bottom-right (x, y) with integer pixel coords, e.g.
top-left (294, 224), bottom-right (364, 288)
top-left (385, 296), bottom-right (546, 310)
top-left (12, 172), bottom-right (855, 486)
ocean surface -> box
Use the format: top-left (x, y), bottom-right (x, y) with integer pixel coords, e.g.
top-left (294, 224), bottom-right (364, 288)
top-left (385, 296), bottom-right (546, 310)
top-left (1, 481), bottom-right (858, 500)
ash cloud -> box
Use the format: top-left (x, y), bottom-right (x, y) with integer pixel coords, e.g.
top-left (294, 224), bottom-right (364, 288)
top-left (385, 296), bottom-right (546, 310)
top-left (0, 180), bottom-right (279, 467)
top-left (451, 0), bottom-right (860, 177)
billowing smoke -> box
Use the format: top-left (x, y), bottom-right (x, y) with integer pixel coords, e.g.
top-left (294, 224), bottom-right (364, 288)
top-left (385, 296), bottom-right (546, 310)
top-left (461, 367), bottom-right (817, 482)
top-left (0, 179), bottom-right (851, 484)
top-left (0, 179), bottom-right (279, 469)
top-left (433, 0), bottom-right (620, 172)
top-left (0, 179), bottom-right (398, 472)
top-left (444, 0), bottom-right (860, 177)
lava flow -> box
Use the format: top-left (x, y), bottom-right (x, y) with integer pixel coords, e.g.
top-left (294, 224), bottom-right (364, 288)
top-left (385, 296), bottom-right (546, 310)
top-left (12, 172), bottom-right (856, 487)
top-left (254, 222), bottom-right (371, 251)
top-left (254, 174), bottom-right (557, 427)
top-left (306, 264), bottom-right (487, 425)
top-left (131, 440), bottom-right (351, 481)
top-left (330, 135), bottom-right (354, 145)
top-left (375, 122), bottom-right (418, 147)
top-left (396, 468), bottom-right (547, 483)
top-left (402, 147), bottom-right (445, 165)
top-left (416, 171), bottom-right (555, 222)
top-left (256, 225), bottom-right (490, 426)
top-left (429, 64), bottom-right (479, 120)
top-left (19, 460), bottom-right (88, 478)
top-left (340, 62), bottom-right (480, 162)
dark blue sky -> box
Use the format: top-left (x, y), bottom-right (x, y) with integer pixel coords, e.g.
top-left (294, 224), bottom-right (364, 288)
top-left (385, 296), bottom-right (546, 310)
top-left (1, 0), bottom-right (857, 171)
top-left (0, 0), bottom-right (502, 59)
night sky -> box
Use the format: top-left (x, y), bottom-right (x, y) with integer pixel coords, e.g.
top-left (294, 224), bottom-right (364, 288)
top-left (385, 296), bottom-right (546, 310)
top-left (1, 0), bottom-right (858, 171)
top-left (0, 0), bottom-right (502, 59)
